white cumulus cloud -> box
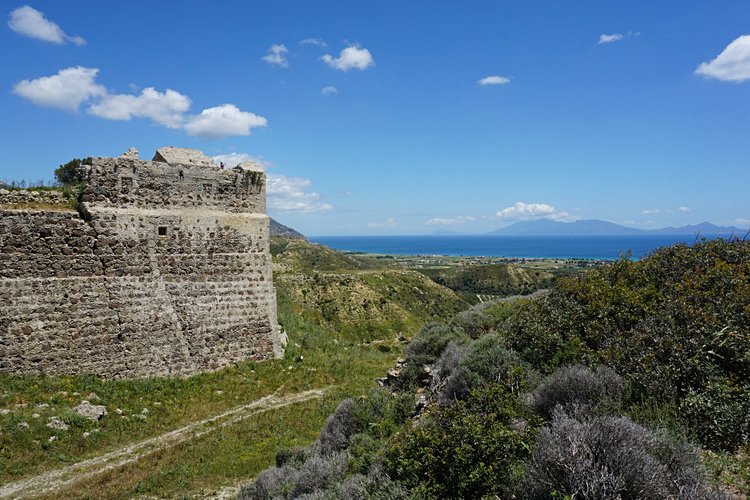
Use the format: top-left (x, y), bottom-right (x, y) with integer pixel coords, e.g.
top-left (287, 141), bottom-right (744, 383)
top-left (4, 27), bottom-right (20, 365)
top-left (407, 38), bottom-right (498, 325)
top-left (478, 75), bottom-right (511, 86)
top-left (426, 216), bottom-right (475, 226)
top-left (267, 174), bottom-right (332, 213)
top-left (262, 44), bottom-right (289, 67)
top-left (212, 153), bottom-right (269, 170)
top-left (321, 86), bottom-right (338, 96)
top-left (184, 104), bottom-right (267, 139)
top-left (677, 206), bottom-right (692, 213)
top-left (321, 45), bottom-right (374, 71)
top-left (642, 208), bottom-right (660, 215)
top-left (695, 35), bottom-right (750, 82)
top-left (88, 87), bottom-right (191, 128)
top-left (13, 66), bottom-right (105, 111)
top-left (14, 67), bottom-right (266, 139)
top-left (8, 5), bottom-right (85, 45)
top-left (496, 201), bottom-right (572, 221)
top-left (598, 33), bottom-right (624, 44)
top-left (367, 217), bottom-right (398, 228)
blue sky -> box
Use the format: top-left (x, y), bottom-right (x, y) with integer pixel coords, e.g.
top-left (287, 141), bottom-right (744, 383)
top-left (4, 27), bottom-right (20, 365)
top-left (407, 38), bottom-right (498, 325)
top-left (1, 1), bottom-right (749, 235)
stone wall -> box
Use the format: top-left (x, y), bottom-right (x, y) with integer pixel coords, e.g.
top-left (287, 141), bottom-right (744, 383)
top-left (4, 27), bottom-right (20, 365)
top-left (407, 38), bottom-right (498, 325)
top-left (0, 189), bottom-right (69, 208)
top-left (0, 150), bottom-right (282, 378)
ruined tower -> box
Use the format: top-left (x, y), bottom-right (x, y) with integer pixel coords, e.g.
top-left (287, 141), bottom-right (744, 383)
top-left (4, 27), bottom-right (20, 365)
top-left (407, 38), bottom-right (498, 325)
top-left (0, 147), bottom-right (284, 378)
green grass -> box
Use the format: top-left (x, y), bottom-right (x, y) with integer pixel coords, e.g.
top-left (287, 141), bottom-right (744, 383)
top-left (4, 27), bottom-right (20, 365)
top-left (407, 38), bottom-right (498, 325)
top-left (40, 394), bottom-right (348, 499)
top-left (0, 289), bottom-right (403, 490)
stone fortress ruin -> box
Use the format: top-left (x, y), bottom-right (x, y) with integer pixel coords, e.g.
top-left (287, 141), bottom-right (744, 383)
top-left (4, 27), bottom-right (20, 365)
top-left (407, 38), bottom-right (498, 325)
top-left (0, 147), bottom-right (284, 378)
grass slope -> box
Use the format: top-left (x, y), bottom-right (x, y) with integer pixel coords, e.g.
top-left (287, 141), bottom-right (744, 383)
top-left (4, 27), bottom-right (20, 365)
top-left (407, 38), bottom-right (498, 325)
top-left (0, 238), bottom-right (468, 497)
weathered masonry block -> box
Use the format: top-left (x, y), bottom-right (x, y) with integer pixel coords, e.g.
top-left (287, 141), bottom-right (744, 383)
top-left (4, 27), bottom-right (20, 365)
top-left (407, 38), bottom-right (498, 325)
top-left (0, 147), bottom-right (284, 378)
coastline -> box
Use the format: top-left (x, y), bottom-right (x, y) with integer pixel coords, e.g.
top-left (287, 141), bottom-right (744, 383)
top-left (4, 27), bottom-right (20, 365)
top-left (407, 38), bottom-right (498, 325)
top-left (309, 234), bottom-right (720, 260)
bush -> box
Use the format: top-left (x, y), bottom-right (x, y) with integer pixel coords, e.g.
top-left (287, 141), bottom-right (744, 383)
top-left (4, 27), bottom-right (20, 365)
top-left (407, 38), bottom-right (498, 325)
top-left (385, 383), bottom-right (540, 499)
top-left (315, 389), bottom-right (412, 457)
top-left (404, 322), bottom-right (465, 360)
top-left (290, 452), bottom-right (350, 498)
top-left (316, 399), bottom-right (362, 456)
top-left (275, 446), bottom-right (308, 467)
top-left (450, 300), bottom-right (514, 339)
top-left (54, 157), bottom-right (91, 186)
top-left (522, 411), bottom-right (723, 499)
top-left (502, 239), bottom-right (750, 450)
top-left (337, 464), bottom-right (408, 499)
top-left (434, 334), bottom-right (538, 405)
top-left (244, 388), bottom-right (414, 498)
top-left (243, 465), bottom-right (298, 499)
top-left (397, 322), bottom-right (469, 390)
top-left (680, 378), bottom-right (750, 451)
top-left (529, 365), bottom-right (625, 419)
top-left (242, 452), bottom-right (349, 499)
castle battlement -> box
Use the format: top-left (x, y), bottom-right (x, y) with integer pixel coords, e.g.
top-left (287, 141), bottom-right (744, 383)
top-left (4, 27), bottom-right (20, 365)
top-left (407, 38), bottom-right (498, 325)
top-left (82, 147), bottom-right (266, 212)
top-left (0, 148), bottom-right (283, 379)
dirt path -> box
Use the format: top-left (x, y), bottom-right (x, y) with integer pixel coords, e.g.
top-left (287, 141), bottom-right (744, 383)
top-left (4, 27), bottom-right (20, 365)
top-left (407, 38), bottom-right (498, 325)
top-left (0, 387), bottom-right (330, 499)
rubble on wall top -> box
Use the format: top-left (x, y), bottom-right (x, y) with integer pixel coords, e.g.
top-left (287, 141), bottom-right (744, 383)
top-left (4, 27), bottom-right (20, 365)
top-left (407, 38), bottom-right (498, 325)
top-left (152, 146), bottom-right (215, 168)
top-left (121, 147), bottom-right (139, 160)
top-left (234, 161), bottom-right (264, 172)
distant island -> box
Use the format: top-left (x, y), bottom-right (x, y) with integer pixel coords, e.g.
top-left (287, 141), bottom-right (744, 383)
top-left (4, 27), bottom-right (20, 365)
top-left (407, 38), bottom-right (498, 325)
top-left (488, 219), bottom-right (746, 236)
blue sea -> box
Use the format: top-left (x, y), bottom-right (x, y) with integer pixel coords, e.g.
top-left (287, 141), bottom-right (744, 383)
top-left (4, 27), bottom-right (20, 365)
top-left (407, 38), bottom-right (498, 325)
top-left (309, 235), bottom-right (717, 260)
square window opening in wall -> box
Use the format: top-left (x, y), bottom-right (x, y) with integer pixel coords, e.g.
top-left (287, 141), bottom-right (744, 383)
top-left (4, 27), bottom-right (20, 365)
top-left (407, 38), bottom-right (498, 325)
top-left (158, 226), bottom-right (168, 237)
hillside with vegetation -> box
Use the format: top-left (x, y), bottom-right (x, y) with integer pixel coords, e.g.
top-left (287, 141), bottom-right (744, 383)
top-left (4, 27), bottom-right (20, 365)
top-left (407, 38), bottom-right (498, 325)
top-left (243, 238), bottom-right (750, 499)
top-left (0, 237), bottom-right (469, 498)
top-left (2, 234), bottom-right (747, 497)
top-left (419, 263), bottom-right (555, 302)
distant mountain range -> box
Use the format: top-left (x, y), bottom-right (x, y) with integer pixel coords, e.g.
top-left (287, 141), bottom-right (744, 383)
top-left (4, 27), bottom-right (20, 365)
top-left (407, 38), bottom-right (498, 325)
top-left (488, 219), bottom-right (746, 236)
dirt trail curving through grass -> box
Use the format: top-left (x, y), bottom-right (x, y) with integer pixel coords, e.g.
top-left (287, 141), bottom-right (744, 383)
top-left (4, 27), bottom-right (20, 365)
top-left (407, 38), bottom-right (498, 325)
top-left (0, 387), bottom-right (330, 499)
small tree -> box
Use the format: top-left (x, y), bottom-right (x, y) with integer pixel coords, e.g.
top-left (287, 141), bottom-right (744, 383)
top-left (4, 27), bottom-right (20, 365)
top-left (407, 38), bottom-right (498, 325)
top-left (54, 157), bottom-right (92, 186)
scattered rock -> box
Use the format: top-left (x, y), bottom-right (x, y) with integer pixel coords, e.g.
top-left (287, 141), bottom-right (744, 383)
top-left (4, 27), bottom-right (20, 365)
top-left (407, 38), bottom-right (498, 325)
top-left (415, 391), bottom-right (428, 412)
top-left (72, 392), bottom-right (80, 397)
top-left (141, 408), bottom-right (149, 415)
top-left (121, 147), bottom-right (139, 159)
top-left (153, 401), bottom-right (162, 406)
top-left (214, 390), bottom-right (223, 395)
top-left (87, 392), bottom-right (99, 401)
top-left (32, 413), bottom-right (40, 419)
top-left (47, 417), bottom-right (68, 431)
top-left (82, 432), bottom-right (91, 438)
top-left (35, 403), bottom-right (49, 409)
top-left (74, 401), bottom-right (107, 421)
top-left (48, 435), bottom-right (57, 442)
top-left (18, 421), bottom-right (29, 429)
top-left (0, 409), bottom-right (11, 415)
